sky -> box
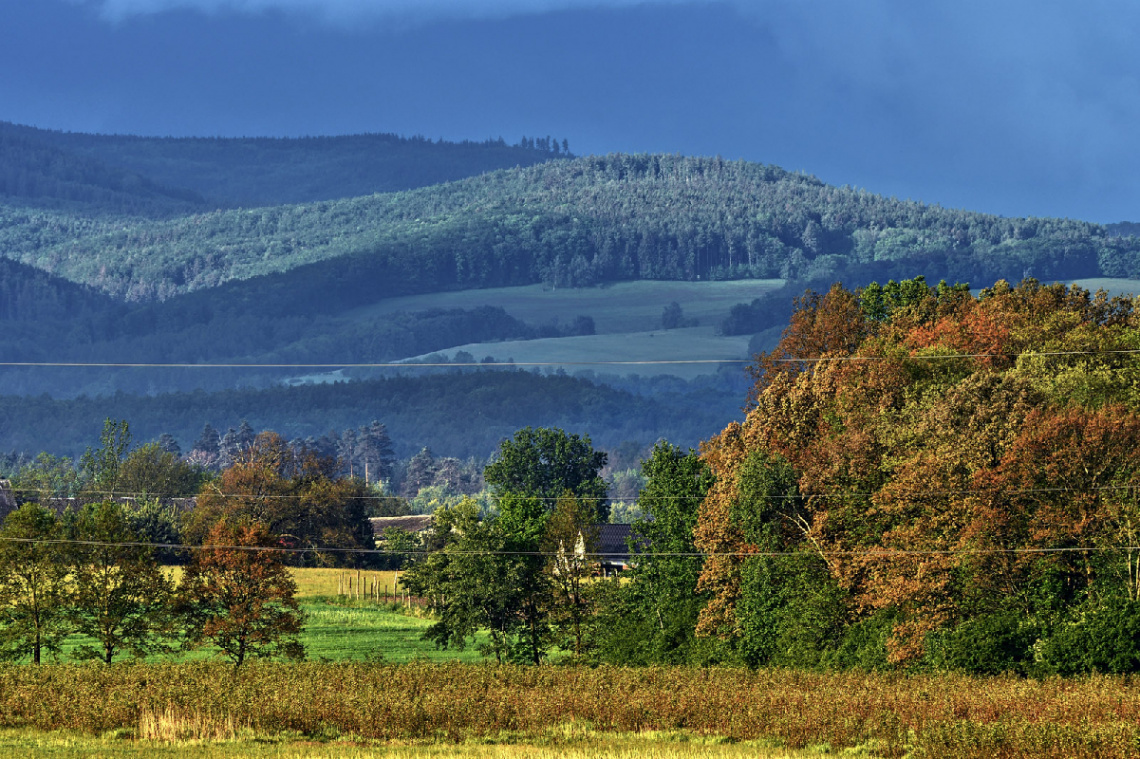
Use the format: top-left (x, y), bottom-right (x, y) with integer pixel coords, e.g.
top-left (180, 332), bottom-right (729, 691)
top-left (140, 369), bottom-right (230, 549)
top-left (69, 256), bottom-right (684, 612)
top-left (1, 0), bottom-right (1138, 222)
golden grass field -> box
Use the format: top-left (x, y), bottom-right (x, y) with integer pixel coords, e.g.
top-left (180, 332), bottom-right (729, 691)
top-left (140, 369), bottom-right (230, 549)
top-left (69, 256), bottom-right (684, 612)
top-left (0, 726), bottom-right (817, 758)
top-left (5, 662), bottom-right (1140, 758)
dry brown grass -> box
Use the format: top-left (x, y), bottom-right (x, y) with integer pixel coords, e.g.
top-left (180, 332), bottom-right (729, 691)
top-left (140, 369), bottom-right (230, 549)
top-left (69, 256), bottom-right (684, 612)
top-left (2, 663), bottom-right (1138, 757)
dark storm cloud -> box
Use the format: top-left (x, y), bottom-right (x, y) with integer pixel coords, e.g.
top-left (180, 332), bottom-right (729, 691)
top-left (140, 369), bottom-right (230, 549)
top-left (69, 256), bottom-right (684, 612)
top-left (75, 0), bottom-right (695, 25)
top-left (16, 0), bottom-right (1140, 220)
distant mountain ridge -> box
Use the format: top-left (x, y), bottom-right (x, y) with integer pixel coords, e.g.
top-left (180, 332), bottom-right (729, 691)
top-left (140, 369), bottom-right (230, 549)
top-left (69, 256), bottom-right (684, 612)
top-left (0, 121), bottom-right (569, 210)
top-left (2, 123), bottom-right (1140, 459)
top-left (0, 127), bottom-right (207, 216)
top-left (1, 152), bottom-right (1136, 303)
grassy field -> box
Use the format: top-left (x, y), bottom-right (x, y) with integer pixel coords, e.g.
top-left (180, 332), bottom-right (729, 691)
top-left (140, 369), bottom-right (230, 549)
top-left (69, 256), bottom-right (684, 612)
top-left (402, 327), bottom-right (753, 381)
top-left (288, 280), bottom-right (780, 384)
top-left (58, 567), bottom-right (480, 665)
top-left (3, 663), bottom-right (1140, 757)
top-left (0, 727), bottom-right (814, 758)
top-left (347, 280), bottom-right (785, 335)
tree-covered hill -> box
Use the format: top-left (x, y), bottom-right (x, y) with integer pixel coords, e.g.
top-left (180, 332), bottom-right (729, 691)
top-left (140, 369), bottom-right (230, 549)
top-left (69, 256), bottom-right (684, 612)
top-left (0, 128), bottom-right (206, 216)
top-left (0, 121), bottom-right (568, 209)
top-left (0, 257), bottom-right (122, 324)
top-left (2, 153), bottom-right (1136, 303)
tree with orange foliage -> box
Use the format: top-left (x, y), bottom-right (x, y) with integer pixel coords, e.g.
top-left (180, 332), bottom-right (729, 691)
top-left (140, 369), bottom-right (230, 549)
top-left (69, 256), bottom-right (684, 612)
top-left (177, 521), bottom-right (304, 668)
top-left (697, 277), bottom-right (1140, 672)
top-left (185, 431), bottom-right (373, 565)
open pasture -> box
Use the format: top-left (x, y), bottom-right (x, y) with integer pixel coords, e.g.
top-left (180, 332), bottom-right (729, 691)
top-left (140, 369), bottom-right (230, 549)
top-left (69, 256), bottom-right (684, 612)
top-left (1070, 277), bottom-right (1140, 298)
top-left (60, 567), bottom-right (468, 665)
top-left (346, 280), bottom-right (785, 335)
top-left (402, 326), bottom-right (753, 380)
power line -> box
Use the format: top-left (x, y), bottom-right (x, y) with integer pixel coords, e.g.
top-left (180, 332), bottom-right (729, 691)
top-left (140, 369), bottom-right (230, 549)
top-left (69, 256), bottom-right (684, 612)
top-left (3, 535), bottom-right (1139, 559)
top-left (6, 482), bottom-right (1140, 502)
top-left (1, 346), bottom-right (1140, 369)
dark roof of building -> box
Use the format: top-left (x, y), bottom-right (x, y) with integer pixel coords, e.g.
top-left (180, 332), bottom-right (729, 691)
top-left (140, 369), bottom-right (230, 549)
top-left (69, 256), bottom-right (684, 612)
top-left (597, 523), bottom-right (633, 563)
top-left (370, 514), bottom-right (434, 535)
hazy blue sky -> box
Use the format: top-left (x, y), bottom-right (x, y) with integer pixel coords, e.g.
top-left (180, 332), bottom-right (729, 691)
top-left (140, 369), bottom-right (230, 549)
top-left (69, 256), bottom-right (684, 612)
top-left (2, 0), bottom-right (1137, 222)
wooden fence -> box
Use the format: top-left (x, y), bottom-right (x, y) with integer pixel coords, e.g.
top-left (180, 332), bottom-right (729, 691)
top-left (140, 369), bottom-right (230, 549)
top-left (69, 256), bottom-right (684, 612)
top-left (336, 571), bottom-right (427, 607)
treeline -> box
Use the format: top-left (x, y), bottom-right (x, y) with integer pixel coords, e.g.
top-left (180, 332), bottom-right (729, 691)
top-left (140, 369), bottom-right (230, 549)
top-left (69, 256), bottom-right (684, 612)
top-left (0, 121), bottom-right (569, 211)
top-left (684, 278), bottom-right (1140, 674)
top-left (0, 369), bottom-right (740, 460)
top-left (403, 280), bottom-right (1140, 675)
top-left (2, 154), bottom-right (1134, 303)
top-left (0, 129), bottom-right (205, 217)
top-left (0, 298), bottom-right (579, 364)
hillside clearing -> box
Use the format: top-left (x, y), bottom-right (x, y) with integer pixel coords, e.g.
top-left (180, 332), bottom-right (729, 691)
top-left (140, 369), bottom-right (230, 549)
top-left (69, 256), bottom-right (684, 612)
top-left (396, 326), bottom-right (753, 380)
top-left (1070, 277), bottom-right (1140, 298)
top-left (345, 280), bottom-right (785, 334)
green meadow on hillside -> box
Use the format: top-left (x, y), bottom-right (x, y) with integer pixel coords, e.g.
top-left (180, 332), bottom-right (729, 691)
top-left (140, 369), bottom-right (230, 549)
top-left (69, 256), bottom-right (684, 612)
top-left (349, 279), bottom-right (785, 334)
top-left (398, 327), bottom-right (751, 381)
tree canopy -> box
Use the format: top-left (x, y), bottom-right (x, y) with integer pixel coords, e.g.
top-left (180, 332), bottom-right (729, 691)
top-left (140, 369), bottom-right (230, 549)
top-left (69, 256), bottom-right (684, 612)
top-left (695, 278), bottom-right (1140, 672)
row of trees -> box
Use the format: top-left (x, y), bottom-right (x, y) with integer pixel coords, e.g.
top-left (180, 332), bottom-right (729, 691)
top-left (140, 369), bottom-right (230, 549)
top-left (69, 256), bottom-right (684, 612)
top-left (0, 500), bottom-right (302, 667)
top-left (403, 280), bottom-right (1140, 675)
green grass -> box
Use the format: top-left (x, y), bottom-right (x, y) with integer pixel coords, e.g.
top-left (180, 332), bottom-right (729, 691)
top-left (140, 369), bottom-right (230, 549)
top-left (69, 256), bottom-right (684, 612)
top-left (300, 599), bottom-right (485, 663)
top-left (402, 326), bottom-right (753, 380)
top-left (57, 568), bottom-right (483, 666)
top-left (287, 280), bottom-right (780, 382)
top-left (291, 280), bottom-right (781, 382)
top-left (347, 280), bottom-right (785, 335)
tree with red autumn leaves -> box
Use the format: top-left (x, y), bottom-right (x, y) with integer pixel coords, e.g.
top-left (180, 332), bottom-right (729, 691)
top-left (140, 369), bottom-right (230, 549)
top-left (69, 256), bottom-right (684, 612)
top-left (177, 521), bottom-right (304, 668)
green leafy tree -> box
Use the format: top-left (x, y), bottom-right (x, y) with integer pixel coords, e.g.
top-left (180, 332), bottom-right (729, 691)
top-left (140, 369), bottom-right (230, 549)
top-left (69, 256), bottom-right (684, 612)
top-left (10, 453), bottom-right (80, 502)
top-left (177, 521), bottom-right (304, 668)
top-left (544, 494), bottom-right (600, 660)
top-left (125, 497), bottom-right (185, 564)
top-left (661, 301), bottom-right (685, 329)
top-left (405, 492), bottom-right (555, 665)
top-left (117, 442), bottom-right (208, 498)
top-left (597, 442), bottom-right (716, 664)
top-left (0, 504), bottom-right (69, 663)
top-left (64, 500), bottom-right (175, 664)
top-left (79, 418), bottom-right (132, 498)
top-left (404, 500), bottom-right (524, 663)
top-left (484, 426), bottom-right (608, 514)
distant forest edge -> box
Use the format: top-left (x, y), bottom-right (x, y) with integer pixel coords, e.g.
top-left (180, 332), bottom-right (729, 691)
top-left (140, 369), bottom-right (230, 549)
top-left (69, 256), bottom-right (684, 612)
top-left (0, 370), bottom-right (742, 461)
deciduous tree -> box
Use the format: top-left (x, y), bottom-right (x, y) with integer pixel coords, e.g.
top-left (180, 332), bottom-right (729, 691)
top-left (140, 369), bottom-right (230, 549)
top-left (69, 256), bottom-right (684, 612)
top-left (177, 521), bottom-right (304, 668)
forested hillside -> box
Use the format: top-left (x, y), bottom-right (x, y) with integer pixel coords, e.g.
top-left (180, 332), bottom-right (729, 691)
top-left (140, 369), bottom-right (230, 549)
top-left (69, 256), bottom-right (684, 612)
top-left (0, 121), bottom-right (567, 209)
top-left (0, 128), bottom-right (206, 216)
top-left (2, 154), bottom-right (1135, 303)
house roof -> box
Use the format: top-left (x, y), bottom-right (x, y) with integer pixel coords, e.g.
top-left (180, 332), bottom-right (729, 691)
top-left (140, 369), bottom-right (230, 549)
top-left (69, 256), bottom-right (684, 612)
top-left (370, 514), bottom-right (434, 536)
top-left (597, 523), bottom-right (633, 564)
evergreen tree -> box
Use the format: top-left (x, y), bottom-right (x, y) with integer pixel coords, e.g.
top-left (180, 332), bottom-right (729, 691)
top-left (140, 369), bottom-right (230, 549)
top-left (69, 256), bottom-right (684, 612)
top-left (157, 433), bottom-right (181, 457)
top-left (193, 424), bottom-right (220, 456)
